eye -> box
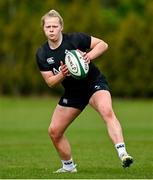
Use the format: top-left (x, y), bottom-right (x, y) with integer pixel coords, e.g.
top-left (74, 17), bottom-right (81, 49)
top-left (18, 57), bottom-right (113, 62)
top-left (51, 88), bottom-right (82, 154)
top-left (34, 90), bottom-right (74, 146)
top-left (45, 25), bottom-right (51, 28)
top-left (52, 25), bottom-right (58, 28)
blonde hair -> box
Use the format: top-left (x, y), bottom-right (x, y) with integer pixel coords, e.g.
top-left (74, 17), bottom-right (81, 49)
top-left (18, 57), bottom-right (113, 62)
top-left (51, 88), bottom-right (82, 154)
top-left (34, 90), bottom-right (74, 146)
top-left (41, 9), bottom-right (64, 27)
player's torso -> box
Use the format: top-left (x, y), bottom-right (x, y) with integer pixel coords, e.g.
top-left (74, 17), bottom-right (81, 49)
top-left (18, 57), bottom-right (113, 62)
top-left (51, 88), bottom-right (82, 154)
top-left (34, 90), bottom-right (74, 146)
top-left (41, 34), bottom-right (102, 91)
top-left (43, 39), bottom-right (75, 75)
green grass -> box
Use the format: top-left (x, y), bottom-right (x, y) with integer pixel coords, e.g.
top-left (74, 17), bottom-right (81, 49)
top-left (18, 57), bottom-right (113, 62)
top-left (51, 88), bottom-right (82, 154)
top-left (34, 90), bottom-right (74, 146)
top-left (0, 96), bottom-right (153, 179)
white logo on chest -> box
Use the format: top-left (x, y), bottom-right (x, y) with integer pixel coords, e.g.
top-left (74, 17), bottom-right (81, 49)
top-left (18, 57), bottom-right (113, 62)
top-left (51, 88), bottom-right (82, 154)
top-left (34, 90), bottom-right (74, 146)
top-left (46, 57), bottom-right (55, 64)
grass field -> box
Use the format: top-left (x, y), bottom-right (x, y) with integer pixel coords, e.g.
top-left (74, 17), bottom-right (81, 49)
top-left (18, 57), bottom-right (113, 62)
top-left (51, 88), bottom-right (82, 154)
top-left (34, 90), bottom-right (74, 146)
top-left (0, 96), bottom-right (153, 179)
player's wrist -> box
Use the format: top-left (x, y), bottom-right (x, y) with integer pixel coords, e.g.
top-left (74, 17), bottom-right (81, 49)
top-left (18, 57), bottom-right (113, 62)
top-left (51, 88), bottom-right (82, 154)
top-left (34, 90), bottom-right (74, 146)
top-left (59, 71), bottom-right (65, 78)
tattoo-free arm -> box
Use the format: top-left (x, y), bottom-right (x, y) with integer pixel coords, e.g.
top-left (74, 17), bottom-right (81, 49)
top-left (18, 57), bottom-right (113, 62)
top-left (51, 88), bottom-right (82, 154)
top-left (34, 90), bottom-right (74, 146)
top-left (84, 36), bottom-right (108, 61)
top-left (40, 61), bottom-right (68, 87)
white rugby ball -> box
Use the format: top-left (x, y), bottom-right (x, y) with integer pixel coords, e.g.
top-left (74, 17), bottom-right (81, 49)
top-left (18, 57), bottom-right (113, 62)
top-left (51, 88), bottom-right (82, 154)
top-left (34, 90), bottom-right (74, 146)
top-left (65, 50), bottom-right (89, 79)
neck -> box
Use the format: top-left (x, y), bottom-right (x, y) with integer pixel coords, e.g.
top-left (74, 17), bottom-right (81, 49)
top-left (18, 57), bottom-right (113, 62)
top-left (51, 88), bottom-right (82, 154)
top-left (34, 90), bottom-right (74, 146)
top-left (48, 34), bottom-right (63, 49)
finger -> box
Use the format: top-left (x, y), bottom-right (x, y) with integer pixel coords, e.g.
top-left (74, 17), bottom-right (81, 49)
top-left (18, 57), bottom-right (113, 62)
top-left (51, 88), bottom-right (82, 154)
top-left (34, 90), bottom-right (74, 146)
top-left (77, 49), bottom-right (82, 53)
top-left (77, 49), bottom-right (86, 56)
top-left (60, 61), bottom-right (63, 66)
top-left (84, 55), bottom-right (90, 64)
top-left (61, 64), bottom-right (69, 76)
top-left (62, 69), bottom-right (69, 76)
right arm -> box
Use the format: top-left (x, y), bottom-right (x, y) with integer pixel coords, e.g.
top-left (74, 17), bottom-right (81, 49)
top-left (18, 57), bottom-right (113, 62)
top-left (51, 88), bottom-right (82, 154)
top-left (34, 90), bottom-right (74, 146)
top-left (40, 61), bottom-right (69, 87)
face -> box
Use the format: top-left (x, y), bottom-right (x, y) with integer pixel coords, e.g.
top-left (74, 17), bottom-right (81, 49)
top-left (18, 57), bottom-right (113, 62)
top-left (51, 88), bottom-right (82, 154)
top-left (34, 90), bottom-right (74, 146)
top-left (43, 17), bottom-right (63, 42)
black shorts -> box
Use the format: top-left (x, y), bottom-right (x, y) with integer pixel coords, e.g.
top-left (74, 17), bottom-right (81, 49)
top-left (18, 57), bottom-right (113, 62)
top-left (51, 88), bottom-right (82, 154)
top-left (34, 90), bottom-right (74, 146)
top-left (58, 76), bottom-right (110, 111)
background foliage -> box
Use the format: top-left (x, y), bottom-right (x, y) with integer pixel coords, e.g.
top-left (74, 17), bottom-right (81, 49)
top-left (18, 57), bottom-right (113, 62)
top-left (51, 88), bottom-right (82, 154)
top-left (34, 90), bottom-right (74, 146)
top-left (0, 0), bottom-right (153, 97)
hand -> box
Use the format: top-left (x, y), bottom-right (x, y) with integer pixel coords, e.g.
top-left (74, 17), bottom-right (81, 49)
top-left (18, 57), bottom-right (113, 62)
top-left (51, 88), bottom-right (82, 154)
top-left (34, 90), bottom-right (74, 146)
top-left (77, 49), bottom-right (91, 64)
top-left (60, 61), bottom-right (69, 77)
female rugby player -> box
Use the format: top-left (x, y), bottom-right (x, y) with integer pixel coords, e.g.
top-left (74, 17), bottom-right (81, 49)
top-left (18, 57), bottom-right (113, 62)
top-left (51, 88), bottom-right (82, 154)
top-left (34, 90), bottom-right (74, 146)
top-left (36, 9), bottom-right (133, 173)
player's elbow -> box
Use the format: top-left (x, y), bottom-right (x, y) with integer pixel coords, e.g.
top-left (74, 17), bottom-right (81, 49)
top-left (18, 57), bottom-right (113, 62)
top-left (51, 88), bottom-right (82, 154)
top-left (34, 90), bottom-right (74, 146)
top-left (105, 42), bottom-right (108, 50)
top-left (47, 82), bottom-right (57, 88)
top-left (102, 41), bottom-right (108, 51)
top-left (45, 80), bottom-right (56, 88)
top-left (47, 83), bottom-right (53, 88)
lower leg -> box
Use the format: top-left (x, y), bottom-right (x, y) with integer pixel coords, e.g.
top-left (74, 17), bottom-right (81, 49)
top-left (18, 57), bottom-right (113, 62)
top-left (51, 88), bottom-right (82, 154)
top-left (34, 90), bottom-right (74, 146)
top-left (105, 114), bottom-right (124, 144)
top-left (48, 105), bottom-right (81, 171)
top-left (89, 91), bottom-right (133, 167)
top-left (49, 128), bottom-right (76, 171)
top-left (50, 133), bottom-right (71, 160)
top-left (104, 114), bottom-right (129, 158)
top-left (103, 111), bottom-right (133, 167)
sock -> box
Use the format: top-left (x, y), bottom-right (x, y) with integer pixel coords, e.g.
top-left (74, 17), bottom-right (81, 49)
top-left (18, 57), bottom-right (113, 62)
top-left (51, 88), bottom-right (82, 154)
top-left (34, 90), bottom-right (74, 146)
top-left (61, 158), bottom-right (75, 171)
top-left (115, 142), bottom-right (128, 159)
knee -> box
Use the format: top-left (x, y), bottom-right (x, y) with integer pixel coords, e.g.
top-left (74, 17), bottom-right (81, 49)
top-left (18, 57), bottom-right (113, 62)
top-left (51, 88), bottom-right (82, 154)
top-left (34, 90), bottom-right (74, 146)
top-left (48, 126), bottom-right (62, 141)
top-left (100, 106), bottom-right (115, 121)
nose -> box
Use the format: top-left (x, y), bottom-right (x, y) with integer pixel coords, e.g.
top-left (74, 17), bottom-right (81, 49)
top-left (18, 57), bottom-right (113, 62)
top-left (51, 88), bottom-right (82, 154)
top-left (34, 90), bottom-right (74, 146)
top-left (50, 27), bottom-right (53, 32)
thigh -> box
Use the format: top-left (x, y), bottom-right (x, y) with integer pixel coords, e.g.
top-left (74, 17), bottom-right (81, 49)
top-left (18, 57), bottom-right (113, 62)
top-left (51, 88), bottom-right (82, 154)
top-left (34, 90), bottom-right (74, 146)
top-left (50, 105), bottom-right (81, 134)
top-left (89, 90), bottom-right (113, 112)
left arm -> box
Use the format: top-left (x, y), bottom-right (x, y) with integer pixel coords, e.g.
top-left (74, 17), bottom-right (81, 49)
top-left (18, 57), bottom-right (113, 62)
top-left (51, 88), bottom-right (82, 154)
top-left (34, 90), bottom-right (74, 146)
top-left (84, 36), bottom-right (108, 62)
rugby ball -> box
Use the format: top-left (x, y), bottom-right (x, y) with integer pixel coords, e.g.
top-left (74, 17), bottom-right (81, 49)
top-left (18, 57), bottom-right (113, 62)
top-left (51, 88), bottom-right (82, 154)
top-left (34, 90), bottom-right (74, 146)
top-left (65, 50), bottom-right (89, 79)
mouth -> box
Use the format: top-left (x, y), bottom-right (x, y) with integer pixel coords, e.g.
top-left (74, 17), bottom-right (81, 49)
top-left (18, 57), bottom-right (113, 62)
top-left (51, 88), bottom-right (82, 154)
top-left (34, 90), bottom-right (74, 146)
top-left (48, 33), bottom-right (55, 37)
